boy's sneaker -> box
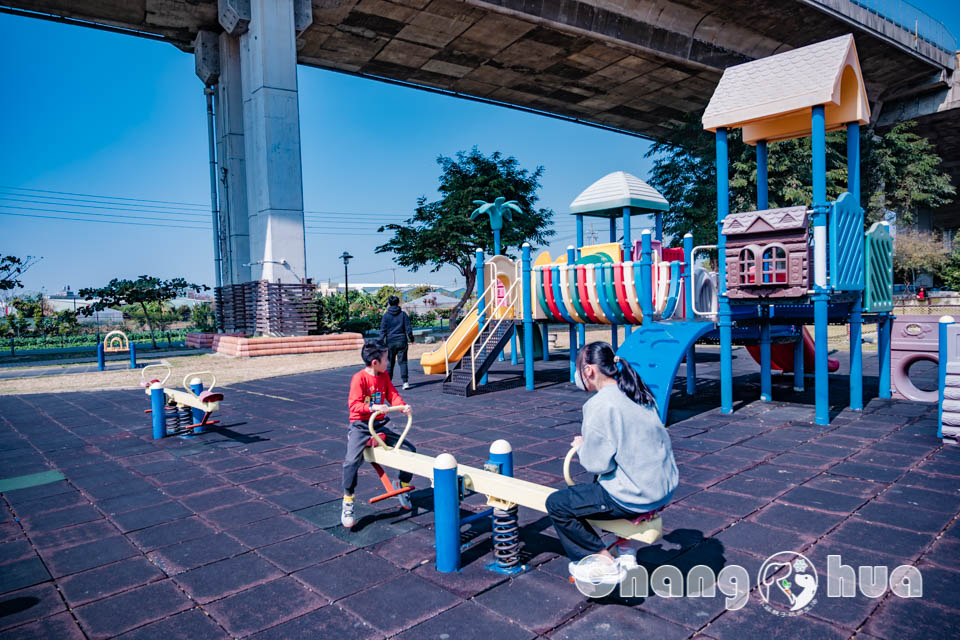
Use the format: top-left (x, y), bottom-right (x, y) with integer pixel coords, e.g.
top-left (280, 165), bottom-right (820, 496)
top-left (341, 497), bottom-right (355, 528)
top-left (402, 382), bottom-right (411, 390)
top-left (394, 480), bottom-right (412, 510)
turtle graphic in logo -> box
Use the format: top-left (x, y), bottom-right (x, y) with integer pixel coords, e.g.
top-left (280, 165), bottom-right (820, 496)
top-left (758, 551), bottom-right (818, 616)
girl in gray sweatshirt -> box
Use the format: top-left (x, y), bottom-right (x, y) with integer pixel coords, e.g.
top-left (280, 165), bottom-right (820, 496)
top-left (546, 341), bottom-right (678, 582)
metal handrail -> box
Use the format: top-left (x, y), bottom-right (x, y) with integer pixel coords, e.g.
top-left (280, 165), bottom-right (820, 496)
top-left (470, 277), bottom-right (520, 390)
top-left (444, 278), bottom-right (499, 378)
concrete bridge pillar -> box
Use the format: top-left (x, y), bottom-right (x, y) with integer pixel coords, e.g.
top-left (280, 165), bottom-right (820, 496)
top-left (216, 33), bottom-right (251, 285)
top-left (216, 0), bottom-right (309, 284)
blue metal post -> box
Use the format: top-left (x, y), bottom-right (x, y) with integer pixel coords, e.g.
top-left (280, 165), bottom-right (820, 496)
top-left (622, 207), bottom-right (633, 338)
top-left (848, 122), bottom-right (863, 411)
top-left (541, 324), bottom-right (549, 361)
top-left (476, 249), bottom-right (488, 386)
top-left (433, 454), bottom-right (461, 573)
top-left (794, 331), bottom-right (805, 392)
top-left (190, 378), bottom-right (205, 433)
top-left (812, 105), bottom-right (830, 425)
top-left (97, 342), bottom-right (105, 371)
top-left (655, 213), bottom-right (663, 243)
top-left (939, 316), bottom-right (953, 439)
top-left (522, 244), bottom-right (534, 390)
top-left (150, 383), bottom-right (165, 440)
top-left (567, 245), bottom-right (578, 382)
top-left (716, 128), bottom-right (734, 414)
top-left (760, 306), bottom-right (772, 402)
top-left (609, 216), bottom-right (618, 349)
top-left (129, 343), bottom-right (137, 369)
top-left (639, 231), bottom-right (653, 325)
top-left (757, 140), bottom-right (768, 210)
top-left (575, 220), bottom-right (585, 350)
top-left (683, 233), bottom-right (696, 395)
top-left (487, 440), bottom-right (514, 477)
top-left (879, 313), bottom-right (892, 398)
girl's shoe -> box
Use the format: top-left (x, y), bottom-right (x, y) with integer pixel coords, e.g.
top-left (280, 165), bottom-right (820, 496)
top-left (341, 497), bottom-right (355, 528)
top-left (568, 557), bottom-right (625, 585)
top-left (394, 480), bottom-right (412, 510)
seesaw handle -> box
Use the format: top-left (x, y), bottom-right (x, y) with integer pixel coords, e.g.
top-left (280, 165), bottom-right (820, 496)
top-left (367, 405), bottom-right (412, 452)
top-left (563, 446), bottom-right (578, 487)
top-left (183, 371), bottom-right (217, 396)
top-left (141, 363), bottom-right (171, 386)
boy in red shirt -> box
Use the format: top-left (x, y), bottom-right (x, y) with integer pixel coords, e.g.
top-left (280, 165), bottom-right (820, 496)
top-left (341, 340), bottom-right (416, 528)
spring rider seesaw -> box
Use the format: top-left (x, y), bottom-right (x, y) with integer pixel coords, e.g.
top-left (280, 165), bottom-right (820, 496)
top-left (140, 364), bottom-right (223, 439)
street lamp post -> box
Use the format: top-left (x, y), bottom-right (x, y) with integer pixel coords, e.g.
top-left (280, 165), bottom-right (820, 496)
top-left (340, 251), bottom-right (354, 327)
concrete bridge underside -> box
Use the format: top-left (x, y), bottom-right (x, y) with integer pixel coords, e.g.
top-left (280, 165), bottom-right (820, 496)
top-left (5, 0), bottom-right (959, 281)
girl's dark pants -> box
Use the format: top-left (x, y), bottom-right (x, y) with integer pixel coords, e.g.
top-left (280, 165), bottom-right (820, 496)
top-left (546, 482), bottom-right (639, 561)
top-left (387, 340), bottom-right (409, 383)
top-left (342, 420), bottom-right (416, 495)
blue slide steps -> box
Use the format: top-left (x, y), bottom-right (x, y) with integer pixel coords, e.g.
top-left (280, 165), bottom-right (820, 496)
top-left (616, 321), bottom-right (716, 424)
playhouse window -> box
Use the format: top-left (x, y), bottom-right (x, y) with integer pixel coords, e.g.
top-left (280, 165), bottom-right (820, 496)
top-left (761, 246), bottom-right (788, 283)
top-left (738, 248), bottom-right (757, 284)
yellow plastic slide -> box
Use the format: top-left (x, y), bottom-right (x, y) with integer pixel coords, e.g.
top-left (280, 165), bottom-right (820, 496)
top-left (420, 306), bottom-right (512, 374)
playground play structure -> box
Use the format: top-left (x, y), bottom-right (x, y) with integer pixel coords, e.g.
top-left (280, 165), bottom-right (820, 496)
top-left (97, 330), bottom-right (137, 371)
top-left (420, 34), bottom-right (895, 426)
top-left (141, 364), bottom-right (223, 439)
top-left (362, 406), bottom-right (662, 573)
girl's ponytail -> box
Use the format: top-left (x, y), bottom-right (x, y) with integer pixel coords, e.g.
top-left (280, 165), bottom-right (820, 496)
top-left (576, 341), bottom-right (657, 410)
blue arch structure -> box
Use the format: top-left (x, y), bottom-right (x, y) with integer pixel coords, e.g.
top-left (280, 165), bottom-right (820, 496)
top-left (616, 321), bottom-right (717, 423)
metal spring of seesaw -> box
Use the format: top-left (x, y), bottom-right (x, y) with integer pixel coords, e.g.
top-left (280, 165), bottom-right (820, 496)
top-left (492, 506), bottom-right (520, 568)
top-left (163, 404), bottom-right (193, 434)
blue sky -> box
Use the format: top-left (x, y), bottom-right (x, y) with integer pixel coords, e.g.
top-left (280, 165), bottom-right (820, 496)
top-left (3, 3), bottom-right (958, 293)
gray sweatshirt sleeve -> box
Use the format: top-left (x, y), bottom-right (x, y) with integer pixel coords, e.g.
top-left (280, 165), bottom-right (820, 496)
top-left (577, 406), bottom-right (617, 474)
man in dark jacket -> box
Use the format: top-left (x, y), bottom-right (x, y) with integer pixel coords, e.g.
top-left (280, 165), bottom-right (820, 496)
top-left (380, 295), bottom-right (414, 389)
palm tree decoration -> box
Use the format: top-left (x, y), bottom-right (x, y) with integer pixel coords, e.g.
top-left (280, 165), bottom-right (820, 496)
top-left (471, 196), bottom-right (522, 255)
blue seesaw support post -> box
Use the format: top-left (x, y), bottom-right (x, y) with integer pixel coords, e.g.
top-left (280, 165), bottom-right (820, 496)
top-left (848, 121), bottom-right (864, 411)
top-left (760, 306), bottom-right (772, 402)
top-left (129, 343), bottom-right (137, 369)
top-left (794, 330), bottom-right (805, 392)
top-left (461, 441), bottom-right (514, 530)
top-left (812, 104), bottom-right (830, 425)
top-left (716, 128), bottom-right (734, 414)
top-left (434, 453), bottom-right (460, 573)
top-left (522, 243), bottom-right (534, 391)
top-left (476, 249), bottom-right (488, 387)
top-left (190, 377), bottom-right (206, 434)
top-left (879, 312), bottom-right (892, 398)
top-left (683, 233), bottom-right (696, 395)
top-left (567, 245), bottom-right (578, 383)
top-left (609, 217), bottom-right (619, 350)
top-left (623, 206), bottom-right (633, 339)
top-left (97, 343), bottom-right (105, 371)
top-left (150, 383), bottom-right (165, 440)
top-left (939, 316), bottom-right (954, 439)
top-left (639, 231), bottom-right (653, 325)
top-left (757, 140), bottom-right (772, 402)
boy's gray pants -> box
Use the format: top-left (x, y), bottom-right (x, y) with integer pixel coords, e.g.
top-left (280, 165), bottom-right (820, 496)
top-left (342, 420), bottom-right (416, 495)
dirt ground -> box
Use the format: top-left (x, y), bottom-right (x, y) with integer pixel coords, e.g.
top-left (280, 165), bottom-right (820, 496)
top-left (0, 321), bottom-right (879, 396)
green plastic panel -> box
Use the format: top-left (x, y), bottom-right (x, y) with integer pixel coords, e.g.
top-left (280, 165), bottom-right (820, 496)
top-left (864, 221), bottom-right (894, 313)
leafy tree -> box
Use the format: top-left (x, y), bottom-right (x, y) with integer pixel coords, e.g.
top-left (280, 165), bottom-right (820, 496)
top-left (0, 254), bottom-right (39, 291)
top-left (407, 285), bottom-right (434, 300)
top-left (893, 229), bottom-right (949, 288)
top-left (78, 276), bottom-right (208, 348)
top-left (646, 115), bottom-right (954, 246)
top-left (374, 285), bottom-right (402, 308)
top-left (190, 302), bottom-right (215, 333)
top-left (376, 148), bottom-right (555, 326)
